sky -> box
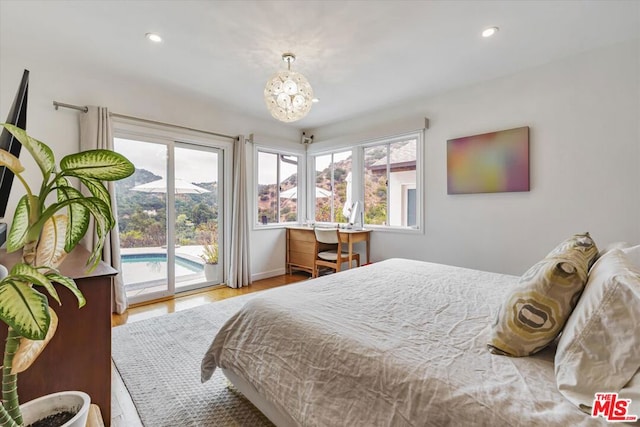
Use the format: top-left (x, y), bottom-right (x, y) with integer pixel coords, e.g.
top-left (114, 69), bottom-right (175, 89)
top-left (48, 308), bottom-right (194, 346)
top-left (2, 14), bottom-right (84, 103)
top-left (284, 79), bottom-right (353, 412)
top-left (114, 137), bottom-right (219, 183)
top-left (257, 151), bottom-right (298, 185)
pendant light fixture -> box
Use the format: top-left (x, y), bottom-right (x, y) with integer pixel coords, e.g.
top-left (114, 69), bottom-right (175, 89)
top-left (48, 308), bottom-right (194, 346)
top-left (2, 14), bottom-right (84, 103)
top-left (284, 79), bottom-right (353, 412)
top-left (264, 53), bottom-right (314, 123)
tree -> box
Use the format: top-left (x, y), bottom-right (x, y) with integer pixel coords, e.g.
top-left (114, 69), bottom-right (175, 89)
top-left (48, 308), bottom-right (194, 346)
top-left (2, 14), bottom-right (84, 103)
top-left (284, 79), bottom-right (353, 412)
top-left (192, 203), bottom-right (216, 224)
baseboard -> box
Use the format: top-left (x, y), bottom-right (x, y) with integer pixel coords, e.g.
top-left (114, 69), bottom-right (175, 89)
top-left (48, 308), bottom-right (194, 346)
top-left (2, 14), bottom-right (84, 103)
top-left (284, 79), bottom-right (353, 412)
top-left (252, 267), bottom-right (286, 282)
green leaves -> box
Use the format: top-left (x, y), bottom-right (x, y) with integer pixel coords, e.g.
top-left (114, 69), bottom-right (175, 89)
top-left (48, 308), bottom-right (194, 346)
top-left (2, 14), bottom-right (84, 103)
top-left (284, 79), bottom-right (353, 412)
top-left (0, 262), bottom-right (84, 341)
top-left (0, 123), bottom-right (55, 179)
top-left (55, 184), bottom-right (90, 254)
top-left (0, 279), bottom-right (49, 341)
top-left (44, 272), bottom-right (84, 308)
top-left (6, 196), bottom-right (31, 252)
top-left (12, 310), bottom-right (59, 374)
top-left (34, 215), bottom-right (69, 270)
top-left (60, 149), bottom-right (134, 181)
top-left (10, 263), bottom-right (61, 306)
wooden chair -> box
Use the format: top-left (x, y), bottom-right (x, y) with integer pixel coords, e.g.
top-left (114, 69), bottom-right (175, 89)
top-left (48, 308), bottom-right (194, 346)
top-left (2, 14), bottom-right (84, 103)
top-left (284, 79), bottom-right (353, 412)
top-left (312, 228), bottom-right (360, 278)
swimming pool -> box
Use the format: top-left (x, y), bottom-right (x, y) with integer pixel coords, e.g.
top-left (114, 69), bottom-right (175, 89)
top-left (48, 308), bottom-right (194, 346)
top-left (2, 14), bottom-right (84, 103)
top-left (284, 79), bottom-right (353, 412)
top-left (121, 253), bottom-right (204, 290)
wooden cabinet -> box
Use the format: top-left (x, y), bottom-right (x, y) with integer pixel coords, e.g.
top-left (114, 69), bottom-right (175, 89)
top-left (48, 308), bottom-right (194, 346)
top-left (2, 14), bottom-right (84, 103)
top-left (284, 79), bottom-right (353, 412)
top-left (286, 227), bottom-right (371, 275)
top-left (286, 227), bottom-right (319, 274)
top-left (0, 247), bottom-right (116, 426)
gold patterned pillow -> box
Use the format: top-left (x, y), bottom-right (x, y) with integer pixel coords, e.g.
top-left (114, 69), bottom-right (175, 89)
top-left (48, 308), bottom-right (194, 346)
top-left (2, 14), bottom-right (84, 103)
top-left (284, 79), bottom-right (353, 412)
top-left (487, 232), bottom-right (598, 357)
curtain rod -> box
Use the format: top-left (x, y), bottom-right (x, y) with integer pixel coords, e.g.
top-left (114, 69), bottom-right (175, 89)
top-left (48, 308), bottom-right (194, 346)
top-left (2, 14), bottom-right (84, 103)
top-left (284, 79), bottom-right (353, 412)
top-left (52, 100), bottom-right (236, 140)
top-left (53, 101), bottom-right (88, 113)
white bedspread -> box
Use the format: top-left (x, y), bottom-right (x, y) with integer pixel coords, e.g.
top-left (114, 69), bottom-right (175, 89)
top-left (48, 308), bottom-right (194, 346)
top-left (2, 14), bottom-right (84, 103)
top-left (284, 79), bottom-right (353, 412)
top-left (202, 258), bottom-right (607, 426)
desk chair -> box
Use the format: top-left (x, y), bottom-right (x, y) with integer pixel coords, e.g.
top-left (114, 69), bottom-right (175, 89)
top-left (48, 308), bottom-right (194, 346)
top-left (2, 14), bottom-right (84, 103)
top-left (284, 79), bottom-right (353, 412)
top-left (313, 228), bottom-right (360, 278)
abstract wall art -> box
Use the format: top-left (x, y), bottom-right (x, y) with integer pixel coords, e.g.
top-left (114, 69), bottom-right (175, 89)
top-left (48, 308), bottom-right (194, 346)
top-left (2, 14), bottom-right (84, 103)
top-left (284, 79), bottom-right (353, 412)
top-left (447, 126), bottom-right (529, 194)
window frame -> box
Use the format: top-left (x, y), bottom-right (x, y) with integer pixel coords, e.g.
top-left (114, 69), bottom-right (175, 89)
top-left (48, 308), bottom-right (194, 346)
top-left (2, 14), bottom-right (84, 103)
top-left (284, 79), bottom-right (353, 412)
top-left (308, 131), bottom-right (423, 233)
top-left (308, 148), bottom-right (355, 224)
top-left (254, 145), bottom-right (304, 229)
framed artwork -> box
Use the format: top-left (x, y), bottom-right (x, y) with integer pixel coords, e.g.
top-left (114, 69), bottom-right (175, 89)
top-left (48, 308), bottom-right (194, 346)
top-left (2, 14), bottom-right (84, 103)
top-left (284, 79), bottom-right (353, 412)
top-left (447, 126), bottom-right (529, 194)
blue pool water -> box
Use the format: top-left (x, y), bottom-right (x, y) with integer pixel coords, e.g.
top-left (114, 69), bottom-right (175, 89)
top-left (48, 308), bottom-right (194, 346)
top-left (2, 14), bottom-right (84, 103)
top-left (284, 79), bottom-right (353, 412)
top-left (122, 253), bottom-right (203, 270)
top-left (121, 253), bottom-right (203, 289)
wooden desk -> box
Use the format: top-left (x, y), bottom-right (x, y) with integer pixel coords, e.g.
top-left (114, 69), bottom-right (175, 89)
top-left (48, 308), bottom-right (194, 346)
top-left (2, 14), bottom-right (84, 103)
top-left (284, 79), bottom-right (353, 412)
top-left (0, 247), bottom-right (116, 426)
top-left (286, 227), bottom-right (371, 275)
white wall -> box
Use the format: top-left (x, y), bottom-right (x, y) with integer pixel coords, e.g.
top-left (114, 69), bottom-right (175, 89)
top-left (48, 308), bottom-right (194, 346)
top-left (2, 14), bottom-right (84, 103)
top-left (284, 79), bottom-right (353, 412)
top-left (247, 136), bottom-right (307, 280)
top-left (308, 39), bottom-right (640, 275)
top-left (2, 39), bottom-right (638, 280)
top-left (0, 50), bottom-right (300, 280)
top-left (389, 170), bottom-right (416, 227)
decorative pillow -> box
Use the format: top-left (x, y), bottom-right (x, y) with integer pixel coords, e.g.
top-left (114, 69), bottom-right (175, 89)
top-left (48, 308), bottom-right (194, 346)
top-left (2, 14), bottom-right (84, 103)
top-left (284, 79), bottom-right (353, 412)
top-left (487, 232), bottom-right (598, 357)
top-left (555, 249), bottom-right (640, 414)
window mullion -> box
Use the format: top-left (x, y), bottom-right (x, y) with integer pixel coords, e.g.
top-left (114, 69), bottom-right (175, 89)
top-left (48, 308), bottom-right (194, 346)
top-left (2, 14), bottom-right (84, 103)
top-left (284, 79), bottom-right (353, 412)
top-left (386, 144), bottom-right (390, 226)
top-left (330, 155), bottom-right (335, 222)
top-left (276, 154), bottom-right (281, 223)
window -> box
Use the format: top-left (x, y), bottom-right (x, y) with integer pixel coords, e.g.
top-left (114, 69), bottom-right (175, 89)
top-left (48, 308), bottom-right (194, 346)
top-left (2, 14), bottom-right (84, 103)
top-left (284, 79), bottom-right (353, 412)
top-left (312, 150), bottom-right (353, 223)
top-left (308, 133), bottom-right (421, 230)
top-left (363, 136), bottom-right (419, 228)
top-left (257, 149), bottom-right (301, 225)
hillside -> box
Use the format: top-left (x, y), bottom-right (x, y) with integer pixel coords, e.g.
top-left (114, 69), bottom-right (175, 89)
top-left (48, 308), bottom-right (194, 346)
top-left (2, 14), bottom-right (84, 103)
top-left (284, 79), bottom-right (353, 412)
top-left (114, 169), bottom-right (219, 247)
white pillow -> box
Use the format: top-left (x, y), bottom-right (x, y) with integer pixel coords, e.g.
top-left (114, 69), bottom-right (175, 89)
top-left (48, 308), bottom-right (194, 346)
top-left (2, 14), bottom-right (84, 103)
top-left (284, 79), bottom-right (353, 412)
top-left (597, 241), bottom-right (630, 259)
top-left (555, 249), bottom-right (640, 414)
top-left (622, 244), bottom-right (640, 270)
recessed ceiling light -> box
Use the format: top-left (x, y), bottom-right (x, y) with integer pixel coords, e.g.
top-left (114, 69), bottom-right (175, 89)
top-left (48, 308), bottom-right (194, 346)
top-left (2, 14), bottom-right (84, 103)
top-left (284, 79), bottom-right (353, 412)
top-left (145, 33), bottom-right (163, 43)
top-left (312, 98), bottom-right (319, 103)
top-left (482, 27), bottom-right (499, 38)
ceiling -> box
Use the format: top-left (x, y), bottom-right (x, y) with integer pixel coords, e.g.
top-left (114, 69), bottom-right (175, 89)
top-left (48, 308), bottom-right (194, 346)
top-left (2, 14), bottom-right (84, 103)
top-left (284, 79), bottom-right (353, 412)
top-left (1, 1), bottom-right (638, 129)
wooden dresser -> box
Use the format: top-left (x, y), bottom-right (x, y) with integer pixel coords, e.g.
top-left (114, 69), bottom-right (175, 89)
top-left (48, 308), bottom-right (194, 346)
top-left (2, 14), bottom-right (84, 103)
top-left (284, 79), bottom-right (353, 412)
top-left (286, 226), bottom-right (371, 275)
top-left (0, 247), bottom-right (116, 426)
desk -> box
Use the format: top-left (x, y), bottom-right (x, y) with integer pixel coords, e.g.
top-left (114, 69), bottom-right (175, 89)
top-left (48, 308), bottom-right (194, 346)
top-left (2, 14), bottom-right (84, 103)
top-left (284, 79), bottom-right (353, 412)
top-left (286, 227), bottom-right (371, 275)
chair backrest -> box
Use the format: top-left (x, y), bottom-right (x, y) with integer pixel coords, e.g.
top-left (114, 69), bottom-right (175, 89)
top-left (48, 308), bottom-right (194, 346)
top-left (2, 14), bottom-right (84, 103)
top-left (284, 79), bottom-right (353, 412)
top-left (314, 228), bottom-right (340, 244)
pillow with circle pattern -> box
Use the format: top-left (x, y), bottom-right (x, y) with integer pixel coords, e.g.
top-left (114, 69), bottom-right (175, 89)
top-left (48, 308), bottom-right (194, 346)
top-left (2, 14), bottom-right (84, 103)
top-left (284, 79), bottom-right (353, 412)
top-left (487, 232), bottom-right (599, 357)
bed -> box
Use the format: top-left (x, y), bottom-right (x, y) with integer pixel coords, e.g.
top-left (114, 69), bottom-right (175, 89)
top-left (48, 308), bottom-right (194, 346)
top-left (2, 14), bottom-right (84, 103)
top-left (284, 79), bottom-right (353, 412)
top-left (201, 258), bottom-right (615, 426)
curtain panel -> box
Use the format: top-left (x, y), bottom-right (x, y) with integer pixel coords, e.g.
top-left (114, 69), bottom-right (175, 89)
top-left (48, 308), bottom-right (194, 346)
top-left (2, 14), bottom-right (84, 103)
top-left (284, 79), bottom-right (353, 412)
top-left (228, 135), bottom-right (251, 288)
top-left (79, 106), bottom-right (128, 313)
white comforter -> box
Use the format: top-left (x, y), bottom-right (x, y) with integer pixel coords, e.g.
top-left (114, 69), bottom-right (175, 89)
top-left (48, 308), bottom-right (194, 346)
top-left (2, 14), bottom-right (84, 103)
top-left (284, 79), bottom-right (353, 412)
top-left (202, 258), bottom-right (607, 426)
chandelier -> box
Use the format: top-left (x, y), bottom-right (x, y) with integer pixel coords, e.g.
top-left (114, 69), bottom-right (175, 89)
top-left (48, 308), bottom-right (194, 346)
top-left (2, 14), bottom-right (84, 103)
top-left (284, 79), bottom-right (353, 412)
top-left (264, 53), bottom-right (314, 123)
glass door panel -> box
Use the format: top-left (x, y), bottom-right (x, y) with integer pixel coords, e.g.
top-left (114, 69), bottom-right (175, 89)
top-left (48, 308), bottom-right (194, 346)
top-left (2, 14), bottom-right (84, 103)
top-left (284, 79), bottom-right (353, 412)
top-left (174, 144), bottom-right (222, 291)
top-left (114, 138), bottom-right (171, 302)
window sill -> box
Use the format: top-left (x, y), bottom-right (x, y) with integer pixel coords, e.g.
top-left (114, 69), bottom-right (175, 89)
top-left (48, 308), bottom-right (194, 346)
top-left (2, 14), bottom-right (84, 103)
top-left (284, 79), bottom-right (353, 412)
top-left (363, 225), bottom-right (422, 234)
top-left (253, 223), bottom-right (299, 231)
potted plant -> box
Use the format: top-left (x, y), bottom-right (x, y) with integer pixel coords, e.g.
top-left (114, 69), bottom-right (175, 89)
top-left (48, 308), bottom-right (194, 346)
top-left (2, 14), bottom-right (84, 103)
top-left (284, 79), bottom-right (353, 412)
top-left (200, 242), bottom-right (219, 281)
top-left (0, 123), bottom-right (134, 427)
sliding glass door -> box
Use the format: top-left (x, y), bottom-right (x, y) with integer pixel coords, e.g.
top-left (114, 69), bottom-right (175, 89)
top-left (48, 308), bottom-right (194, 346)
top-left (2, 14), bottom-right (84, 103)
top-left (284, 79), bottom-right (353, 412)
top-left (174, 143), bottom-right (222, 292)
top-left (114, 135), bottom-right (224, 304)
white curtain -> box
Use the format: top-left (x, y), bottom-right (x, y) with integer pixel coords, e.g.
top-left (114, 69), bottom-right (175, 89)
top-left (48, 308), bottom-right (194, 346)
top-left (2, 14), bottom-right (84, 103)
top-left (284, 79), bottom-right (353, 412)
top-left (228, 135), bottom-right (251, 288)
top-left (79, 106), bottom-right (128, 313)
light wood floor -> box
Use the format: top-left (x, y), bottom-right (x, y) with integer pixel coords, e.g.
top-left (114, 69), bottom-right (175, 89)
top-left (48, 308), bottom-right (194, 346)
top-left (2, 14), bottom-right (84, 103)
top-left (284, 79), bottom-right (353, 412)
top-left (111, 272), bottom-right (309, 426)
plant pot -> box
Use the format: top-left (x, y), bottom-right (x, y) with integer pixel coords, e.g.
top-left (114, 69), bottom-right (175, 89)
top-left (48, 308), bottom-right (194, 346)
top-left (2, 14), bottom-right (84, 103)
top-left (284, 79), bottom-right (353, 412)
top-left (204, 263), bottom-right (219, 281)
top-left (20, 391), bottom-right (90, 427)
